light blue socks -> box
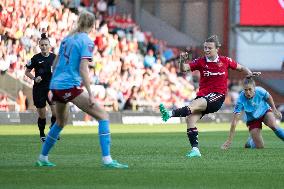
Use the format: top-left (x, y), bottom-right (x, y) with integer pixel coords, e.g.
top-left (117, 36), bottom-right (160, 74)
top-left (274, 127), bottom-right (284, 141)
top-left (247, 137), bottom-right (256, 149)
top-left (41, 123), bottom-right (62, 156)
top-left (98, 120), bottom-right (111, 156)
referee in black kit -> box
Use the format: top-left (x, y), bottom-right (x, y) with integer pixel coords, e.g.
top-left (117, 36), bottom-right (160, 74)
top-left (25, 33), bottom-right (57, 143)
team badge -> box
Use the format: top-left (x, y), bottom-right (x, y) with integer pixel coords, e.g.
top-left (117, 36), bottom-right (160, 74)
top-left (217, 62), bottom-right (223, 67)
top-left (88, 44), bottom-right (94, 52)
top-left (27, 60), bottom-right (32, 66)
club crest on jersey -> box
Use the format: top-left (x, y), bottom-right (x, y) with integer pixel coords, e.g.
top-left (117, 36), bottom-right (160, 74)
top-left (88, 44), bottom-right (94, 52)
top-left (217, 62), bottom-right (223, 67)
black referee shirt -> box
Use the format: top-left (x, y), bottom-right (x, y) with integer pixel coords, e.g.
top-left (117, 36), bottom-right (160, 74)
top-left (26, 53), bottom-right (56, 87)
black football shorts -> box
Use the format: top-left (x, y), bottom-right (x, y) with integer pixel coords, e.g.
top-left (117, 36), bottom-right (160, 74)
top-left (195, 92), bottom-right (225, 116)
top-left (33, 86), bottom-right (53, 108)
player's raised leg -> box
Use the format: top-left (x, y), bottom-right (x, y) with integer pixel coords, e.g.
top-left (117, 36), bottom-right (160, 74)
top-left (159, 98), bottom-right (206, 122)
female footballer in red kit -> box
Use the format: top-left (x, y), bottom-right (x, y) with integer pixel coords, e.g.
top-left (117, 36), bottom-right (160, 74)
top-left (159, 35), bottom-right (260, 157)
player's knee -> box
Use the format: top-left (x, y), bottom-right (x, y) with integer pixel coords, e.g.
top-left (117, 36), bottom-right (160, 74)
top-left (91, 108), bottom-right (109, 120)
top-left (99, 112), bottom-right (109, 120)
top-left (38, 115), bottom-right (46, 119)
top-left (55, 119), bottom-right (66, 128)
top-left (255, 143), bottom-right (264, 149)
top-left (186, 120), bottom-right (196, 128)
top-left (38, 113), bottom-right (46, 119)
top-left (37, 108), bottom-right (46, 118)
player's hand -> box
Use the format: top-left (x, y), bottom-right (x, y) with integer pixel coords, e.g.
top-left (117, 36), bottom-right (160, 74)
top-left (34, 76), bottom-right (42, 83)
top-left (221, 140), bottom-right (231, 150)
top-left (251, 72), bottom-right (261, 76)
top-left (247, 72), bottom-right (261, 78)
top-left (89, 94), bottom-right (95, 107)
top-left (273, 109), bottom-right (282, 120)
top-left (179, 52), bottom-right (190, 63)
top-left (178, 52), bottom-right (190, 72)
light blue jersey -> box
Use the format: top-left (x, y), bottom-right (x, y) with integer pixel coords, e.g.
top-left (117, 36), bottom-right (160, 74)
top-left (234, 87), bottom-right (270, 122)
top-left (50, 33), bottom-right (94, 89)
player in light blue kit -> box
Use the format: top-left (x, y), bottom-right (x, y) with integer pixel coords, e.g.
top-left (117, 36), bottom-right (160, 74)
top-left (222, 76), bottom-right (284, 149)
top-left (35, 11), bottom-right (128, 168)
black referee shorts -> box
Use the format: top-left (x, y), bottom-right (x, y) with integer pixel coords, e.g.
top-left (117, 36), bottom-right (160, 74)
top-left (32, 86), bottom-right (53, 109)
top-left (195, 92), bottom-right (225, 116)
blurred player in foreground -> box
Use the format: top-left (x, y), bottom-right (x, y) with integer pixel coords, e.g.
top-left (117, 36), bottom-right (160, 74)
top-left (159, 35), bottom-right (260, 158)
top-left (25, 33), bottom-right (56, 143)
top-left (35, 11), bottom-right (128, 168)
top-left (221, 76), bottom-right (284, 149)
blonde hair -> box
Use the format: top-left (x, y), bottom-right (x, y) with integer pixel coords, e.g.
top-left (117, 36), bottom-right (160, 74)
top-left (205, 35), bottom-right (221, 48)
top-left (69, 11), bottom-right (96, 35)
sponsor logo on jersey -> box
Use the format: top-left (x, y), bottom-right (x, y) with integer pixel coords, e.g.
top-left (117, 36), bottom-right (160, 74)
top-left (203, 70), bottom-right (225, 77)
top-left (88, 44), bottom-right (94, 52)
top-left (217, 62), bottom-right (223, 67)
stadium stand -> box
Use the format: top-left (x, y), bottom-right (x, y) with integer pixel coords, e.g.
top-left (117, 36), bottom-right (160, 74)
top-left (0, 0), bottom-right (201, 112)
top-left (0, 0), bottom-right (249, 113)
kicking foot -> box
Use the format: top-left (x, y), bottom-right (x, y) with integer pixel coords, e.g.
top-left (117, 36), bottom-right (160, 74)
top-left (159, 104), bottom-right (170, 122)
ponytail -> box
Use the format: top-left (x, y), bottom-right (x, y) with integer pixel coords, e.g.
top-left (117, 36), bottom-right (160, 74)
top-left (243, 75), bottom-right (256, 86)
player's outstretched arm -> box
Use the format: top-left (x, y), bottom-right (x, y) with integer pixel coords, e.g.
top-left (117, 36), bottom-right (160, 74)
top-left (221, 113), bottom-right (241, 150)
top-left (235, 64), bottom-right (261, 77)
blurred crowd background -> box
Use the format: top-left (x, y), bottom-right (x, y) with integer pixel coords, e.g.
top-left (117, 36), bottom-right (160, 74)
top-left (0, 0), bottom-right (279, 115)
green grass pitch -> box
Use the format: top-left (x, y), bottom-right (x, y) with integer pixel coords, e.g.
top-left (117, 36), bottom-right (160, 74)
top-left (0, 123), bottom-right (284, 189)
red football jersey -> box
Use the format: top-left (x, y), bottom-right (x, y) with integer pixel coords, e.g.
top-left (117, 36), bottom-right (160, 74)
top-left (188, 56), bottom-right (238, 96)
